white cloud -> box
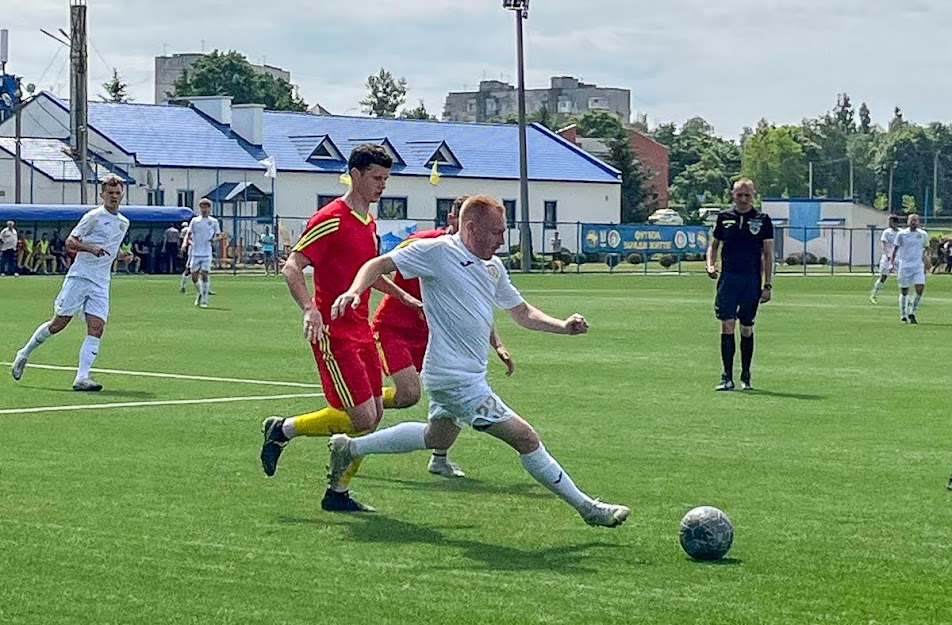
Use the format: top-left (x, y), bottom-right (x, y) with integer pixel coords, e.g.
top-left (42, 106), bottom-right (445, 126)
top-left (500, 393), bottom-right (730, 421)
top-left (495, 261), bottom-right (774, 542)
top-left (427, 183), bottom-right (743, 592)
top-left (5, 0), bottom-right (952, 137)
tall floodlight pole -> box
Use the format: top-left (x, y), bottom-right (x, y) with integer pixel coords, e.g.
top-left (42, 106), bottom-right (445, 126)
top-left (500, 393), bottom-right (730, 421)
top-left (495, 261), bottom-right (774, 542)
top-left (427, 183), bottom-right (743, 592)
top-left (70, 0), bottom-right (89, 204)
top-left (504, 0), bottom-right (531, 272)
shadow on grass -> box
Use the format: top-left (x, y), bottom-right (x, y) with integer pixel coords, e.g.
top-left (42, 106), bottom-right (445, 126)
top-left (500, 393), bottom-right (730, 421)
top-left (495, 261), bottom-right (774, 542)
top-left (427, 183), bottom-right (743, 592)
top-left (279, 514), bottom-right (638, 573)
top-left (684, 556), bottom-right (743, 566)
top-left (743, 389), bottom-right (823, 401)
top-left (20, 385), bottom-right (156, 399)
top-left (358, 475), bottom-right (552, 500)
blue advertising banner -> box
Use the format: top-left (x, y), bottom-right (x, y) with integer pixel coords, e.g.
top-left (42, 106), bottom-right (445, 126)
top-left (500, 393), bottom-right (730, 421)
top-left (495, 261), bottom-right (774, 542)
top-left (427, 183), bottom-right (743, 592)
top-left (581, 224), bottom-right (710, 255)
top-left (377, 219), bottom-right (419, 254)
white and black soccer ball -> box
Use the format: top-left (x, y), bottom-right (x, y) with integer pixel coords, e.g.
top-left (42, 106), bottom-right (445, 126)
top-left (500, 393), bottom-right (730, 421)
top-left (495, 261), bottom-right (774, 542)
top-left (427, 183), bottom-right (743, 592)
top-left (679, 506), bottom-right (734, 561)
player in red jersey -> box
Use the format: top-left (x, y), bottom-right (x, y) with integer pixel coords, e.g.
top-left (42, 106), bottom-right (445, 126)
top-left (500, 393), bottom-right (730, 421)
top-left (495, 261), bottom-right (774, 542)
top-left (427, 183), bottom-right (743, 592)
top-left (259, 144), bottom-right (420, 512)
top-left (372, 196), bottom-right (515, 478)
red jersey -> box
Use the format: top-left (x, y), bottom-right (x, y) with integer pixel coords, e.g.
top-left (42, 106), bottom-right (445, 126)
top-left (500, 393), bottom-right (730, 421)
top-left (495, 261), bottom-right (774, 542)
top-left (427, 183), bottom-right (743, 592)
top-left (293, 198), bottom-right (377, 343)
top-left (371, 228), bottom-right (445, 341)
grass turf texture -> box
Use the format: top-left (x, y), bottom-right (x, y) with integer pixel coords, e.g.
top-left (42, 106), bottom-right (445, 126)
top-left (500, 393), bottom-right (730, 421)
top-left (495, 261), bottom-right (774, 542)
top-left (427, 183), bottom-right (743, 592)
top-left (1, 273), bottom-right (951, 624)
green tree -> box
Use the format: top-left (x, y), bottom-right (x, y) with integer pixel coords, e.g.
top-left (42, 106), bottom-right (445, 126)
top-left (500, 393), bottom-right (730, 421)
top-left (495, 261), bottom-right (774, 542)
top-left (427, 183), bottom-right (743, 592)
top-left (741, 124), bottom-right (808, 197)
top-left (400, 100), bottom-right (437, 120)
top-left (605, 131), bottom-right (657, 223)
top-left (361, 68), bottom-right (407, 118)
top-left (102, 69), bottom-right (131, 103)
top-left (576, 110), bottom-right (624, 139)
top-left (171, 50), bottom-right (307, 111)
top-left (859, 102), bottom-right (872, 134)
top-left (651, 117), bottom-right (740, 204)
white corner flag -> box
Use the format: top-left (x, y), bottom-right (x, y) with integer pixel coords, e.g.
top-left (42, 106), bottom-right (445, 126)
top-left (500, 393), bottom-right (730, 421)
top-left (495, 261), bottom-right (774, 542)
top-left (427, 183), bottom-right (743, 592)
top-left (259, 156), bottom-right (277, 179)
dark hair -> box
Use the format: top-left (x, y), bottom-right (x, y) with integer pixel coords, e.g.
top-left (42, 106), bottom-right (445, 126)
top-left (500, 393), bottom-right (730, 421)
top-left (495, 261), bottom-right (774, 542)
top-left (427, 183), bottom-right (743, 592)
top-left (889, 215), bottom-right (900, 223)
top-left (348, 144), bottom-right (393, 172)
top-left (450, 195), bottom-right (469, 216)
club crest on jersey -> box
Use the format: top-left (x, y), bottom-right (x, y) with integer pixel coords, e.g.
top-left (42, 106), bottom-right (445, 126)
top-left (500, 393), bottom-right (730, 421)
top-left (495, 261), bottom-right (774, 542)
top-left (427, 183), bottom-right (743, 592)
top-left (748, 218), bottom-right (762, 235)
top-left (487, 264), bottom-right (500, 280)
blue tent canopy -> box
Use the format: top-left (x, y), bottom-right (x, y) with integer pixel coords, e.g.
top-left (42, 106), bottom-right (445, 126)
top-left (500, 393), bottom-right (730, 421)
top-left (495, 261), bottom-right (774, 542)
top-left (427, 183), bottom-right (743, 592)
top-left (0, 204), bottom-right (194, 223)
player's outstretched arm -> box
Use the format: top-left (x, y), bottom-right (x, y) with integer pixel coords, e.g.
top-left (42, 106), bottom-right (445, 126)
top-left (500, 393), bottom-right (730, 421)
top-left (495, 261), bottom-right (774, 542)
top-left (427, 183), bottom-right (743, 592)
top-left (66, 235), bottom-right (109, 257)
top-left (331, 256), bottom-right (398, 320)
top-left (506, 302), bottom-right (588, 335)
top-left (372, 275), bottom-right (422, 311)
top-left (489, 326), bottom-right (515, 376)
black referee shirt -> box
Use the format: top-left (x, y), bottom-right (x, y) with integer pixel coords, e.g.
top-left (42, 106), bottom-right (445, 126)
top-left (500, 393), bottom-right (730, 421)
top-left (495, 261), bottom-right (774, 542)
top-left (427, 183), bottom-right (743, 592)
top-left (712, 208), bottom-right (774, 275)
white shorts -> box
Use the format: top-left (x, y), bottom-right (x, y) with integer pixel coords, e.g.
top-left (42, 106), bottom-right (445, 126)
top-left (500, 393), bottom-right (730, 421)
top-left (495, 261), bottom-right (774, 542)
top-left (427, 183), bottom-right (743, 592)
top-left (427, 382), bottom-right (517, 431)
top-left (878, 255), bottom-right (896, 276)
top-left (189, 255), bottom-right (211, 272)
top-left (898, 265), bottom-right (926, 288)
top-left (54, 276), bottom-right (110, 321)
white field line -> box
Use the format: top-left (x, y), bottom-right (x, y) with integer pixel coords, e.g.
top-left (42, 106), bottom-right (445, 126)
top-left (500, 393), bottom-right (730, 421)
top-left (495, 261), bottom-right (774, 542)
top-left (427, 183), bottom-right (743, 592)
top-left (0, 362), bottom-right (321, 389)
top-left (0, 392), bottom-right (325, 415)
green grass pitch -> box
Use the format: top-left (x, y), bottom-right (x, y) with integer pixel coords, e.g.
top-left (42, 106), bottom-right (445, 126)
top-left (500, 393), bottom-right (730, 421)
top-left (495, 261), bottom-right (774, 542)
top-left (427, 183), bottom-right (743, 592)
top-left (1, 272), bottom-right (951, 624)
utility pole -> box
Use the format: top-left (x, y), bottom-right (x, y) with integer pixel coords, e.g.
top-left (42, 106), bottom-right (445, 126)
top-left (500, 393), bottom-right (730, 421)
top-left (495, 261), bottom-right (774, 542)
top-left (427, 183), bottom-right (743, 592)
top-left (934, 151), bottom-right (940, 216)
top-left (504, 0), bottom-right (531, 272)
top-left (69, 0), bottom-right (89, 204)
top-left (808, 161), bottom-right (814, 198)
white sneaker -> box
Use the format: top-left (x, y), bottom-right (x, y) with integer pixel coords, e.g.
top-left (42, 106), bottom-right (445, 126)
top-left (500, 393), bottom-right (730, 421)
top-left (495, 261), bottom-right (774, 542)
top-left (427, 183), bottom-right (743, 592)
top-left (327, 434), bottom-right (356, 488)
top-left (578, 499), bottom-right (631, 528)
top-left (72, 377), bottom-right (103, 392)
top-left (11, 351), bottom-right (27, 381)
top-left (194, 294), bottom-right (201, 307)
top-left (869, 293), bottom-right (877, 304)
top-left (200, 301), bottom-right (209, 309)
top-left (427, 456), bottom-right (466, 478)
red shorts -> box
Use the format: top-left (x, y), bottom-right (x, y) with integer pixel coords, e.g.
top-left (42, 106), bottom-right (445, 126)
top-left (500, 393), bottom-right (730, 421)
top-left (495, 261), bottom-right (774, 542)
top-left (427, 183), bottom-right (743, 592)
top-left (374, 325), bottom-right (426, 376)
top-left (311, 333), bottom-right (382, 409)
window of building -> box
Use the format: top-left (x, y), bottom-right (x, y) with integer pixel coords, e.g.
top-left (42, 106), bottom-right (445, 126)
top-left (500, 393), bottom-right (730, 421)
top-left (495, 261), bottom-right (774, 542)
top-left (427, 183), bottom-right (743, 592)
top-left (257, 196), bottom-right (273, 218)
top-left (317, 194), bottom-right (338, 209)
top-left (378, 197), bottom-right (408, 220)
top-left (557, 97), bottom-right (572, 113)
top-left (177, 189), bottom-right (195, 209)
top-left (544, 201), bottom-right (558, 229)
top-left (436, 198), bottom-right (455, 227)
top-left (503, 199), bottom-right (516, 228)
top-left (467, 99), bottom-right (477, 113)
top-left (486, 98), bottom-right (497, 115)
top-left (588, 96), bottom-right (607, 110)
top-left (147, 189), bottom-right (165, 206)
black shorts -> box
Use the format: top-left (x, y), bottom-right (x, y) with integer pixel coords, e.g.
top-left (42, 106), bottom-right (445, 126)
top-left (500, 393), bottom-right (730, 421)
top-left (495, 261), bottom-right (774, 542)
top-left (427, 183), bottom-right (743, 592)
top-left (715, 273), bottom-right (762, 326)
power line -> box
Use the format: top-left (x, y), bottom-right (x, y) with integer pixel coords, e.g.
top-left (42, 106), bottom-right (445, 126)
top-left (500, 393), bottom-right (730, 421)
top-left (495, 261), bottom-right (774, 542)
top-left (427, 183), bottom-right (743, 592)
top-left (36, 46), bottom-right (65, 87)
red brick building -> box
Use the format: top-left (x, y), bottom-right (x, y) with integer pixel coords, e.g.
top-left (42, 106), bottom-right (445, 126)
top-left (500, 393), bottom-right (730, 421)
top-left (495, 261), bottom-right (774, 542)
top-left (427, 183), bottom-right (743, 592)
top-left (559, 125), bottom-right (669, 210)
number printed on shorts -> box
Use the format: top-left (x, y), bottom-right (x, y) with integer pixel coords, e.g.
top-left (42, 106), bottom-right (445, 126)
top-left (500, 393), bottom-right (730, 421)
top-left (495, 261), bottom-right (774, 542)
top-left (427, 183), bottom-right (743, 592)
top-left (474, 395), bottom-right (510, 422)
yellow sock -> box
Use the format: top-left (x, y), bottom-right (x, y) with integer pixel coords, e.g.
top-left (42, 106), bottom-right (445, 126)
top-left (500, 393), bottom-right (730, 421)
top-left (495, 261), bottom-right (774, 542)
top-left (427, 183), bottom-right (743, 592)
top-left (339, 457), bottom-right (365, 488)
top-left (290, 406), bottom-right (359, 437)
top-left (382, 386), bottom-right (397, 409)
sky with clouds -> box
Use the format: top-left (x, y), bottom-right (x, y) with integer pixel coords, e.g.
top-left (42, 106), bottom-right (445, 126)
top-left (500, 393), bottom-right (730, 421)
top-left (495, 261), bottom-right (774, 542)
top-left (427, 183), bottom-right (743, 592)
top-left (6, 0), bottom-right (952, 138)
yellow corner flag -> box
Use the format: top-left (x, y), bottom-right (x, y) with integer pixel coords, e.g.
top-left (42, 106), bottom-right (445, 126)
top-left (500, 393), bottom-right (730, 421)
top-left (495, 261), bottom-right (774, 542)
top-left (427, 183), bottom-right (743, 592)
top-left (429, 161), bottom-right (440, 186)
top-left (339, 172), bottom-right (352, 186)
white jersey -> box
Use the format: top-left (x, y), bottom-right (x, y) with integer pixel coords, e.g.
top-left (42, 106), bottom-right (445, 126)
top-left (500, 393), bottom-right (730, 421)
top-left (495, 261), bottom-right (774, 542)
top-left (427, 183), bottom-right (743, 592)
top-left (389, 234), bottom-right (525, 391)
top-left (893, 227), bottom-right (929, 269)
top-left (880, 228), bottom-right (899, 258)
top-left (67, 206), bottom-right (130, 283)
top-left (188, 215), bottom-right (220, 258)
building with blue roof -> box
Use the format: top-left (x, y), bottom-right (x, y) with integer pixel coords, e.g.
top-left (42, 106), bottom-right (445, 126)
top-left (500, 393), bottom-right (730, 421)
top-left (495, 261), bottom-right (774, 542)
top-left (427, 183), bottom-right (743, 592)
top-left (0, 92), bottom-right (621, 253)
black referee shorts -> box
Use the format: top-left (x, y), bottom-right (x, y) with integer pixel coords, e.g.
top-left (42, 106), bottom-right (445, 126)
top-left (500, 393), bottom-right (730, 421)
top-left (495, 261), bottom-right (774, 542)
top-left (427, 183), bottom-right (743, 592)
top-left (715, 273), bottom-right (762, 326)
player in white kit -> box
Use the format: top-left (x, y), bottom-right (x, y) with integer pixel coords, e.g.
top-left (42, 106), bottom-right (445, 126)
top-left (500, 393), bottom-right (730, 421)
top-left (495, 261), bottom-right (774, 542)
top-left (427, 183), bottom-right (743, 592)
top-left (187, 198), bottom-right (222, 309)
top-left (869, 215), bottom-right (901, 303)
top-left (324, 195), bottom-right (630, 527)
top-left (11, 175), bottom-right (133, 391)
top-left (890, 213), bottom-right (930, 324)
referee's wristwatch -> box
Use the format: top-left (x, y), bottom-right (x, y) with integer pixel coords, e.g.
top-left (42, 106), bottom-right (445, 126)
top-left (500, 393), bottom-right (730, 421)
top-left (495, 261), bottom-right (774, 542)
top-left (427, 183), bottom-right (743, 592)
top-left (763, 283), bottom-right (772, 290)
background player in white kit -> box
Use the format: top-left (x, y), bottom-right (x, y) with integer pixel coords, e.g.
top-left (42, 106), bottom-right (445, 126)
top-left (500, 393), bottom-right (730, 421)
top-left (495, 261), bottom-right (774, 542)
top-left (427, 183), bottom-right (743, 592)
top-left (179, 220), bottom-right (192, 293)
top-left (325, 195), bottom-right (630, 527)
top-left (890, 213), bottom-right (930, 324)
top-left (11, 175), bottom-right (133, 391)
top-left (869, 215), bottom-right (901, 303)
top-left (188, 198), bottom-right (223, 308)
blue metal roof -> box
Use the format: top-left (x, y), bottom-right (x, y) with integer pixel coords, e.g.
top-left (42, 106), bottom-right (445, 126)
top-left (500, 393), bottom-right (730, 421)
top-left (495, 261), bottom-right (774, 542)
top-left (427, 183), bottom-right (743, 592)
top-left (0, 137), bottom-right (134, 183)
top-left (38, 93), bottom-right (619, 183)
top-left (0, 204), bottom-right (194, 223)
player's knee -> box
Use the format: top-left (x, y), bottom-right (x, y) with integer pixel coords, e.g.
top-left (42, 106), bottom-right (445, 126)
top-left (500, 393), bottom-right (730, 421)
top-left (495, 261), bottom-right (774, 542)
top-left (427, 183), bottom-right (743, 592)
top-left (720, 319), bottom-right (736, 334)
top-left (49, 316), bottom-right (71, 334)
top-left (740, 325), bottom-right (754, 337)
top-left (393, 386), bottom-right (421, 408)
top-left (348, 404), bottom-right (381, 432)
top-left (510, 423), bottom-right (540, 454)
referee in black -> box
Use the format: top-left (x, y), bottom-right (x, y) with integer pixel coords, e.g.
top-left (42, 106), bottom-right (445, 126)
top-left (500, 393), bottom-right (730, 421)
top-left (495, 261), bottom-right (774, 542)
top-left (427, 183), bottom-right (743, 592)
top-left (706, 178), bottom-right (774, 391)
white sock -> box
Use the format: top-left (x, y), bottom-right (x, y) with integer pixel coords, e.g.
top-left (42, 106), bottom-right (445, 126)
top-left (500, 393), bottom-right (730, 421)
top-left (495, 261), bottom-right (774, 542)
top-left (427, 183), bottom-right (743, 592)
top-left (20, 321), bottom-right (52, 357)
top-left (180, 272), bottom-right (189, 288)
top-left (520, 443), bottom-right (593, 509)
top-left (351, 422), bottom-right (427, 456)
top-left (206, 275), bottom-right (212, 292)
top-left (281, 419), bottom-right (298, 440)
top-left (76, 335), bottom-right (101, 381)
top-left (871, 278), bottom-right (883, 295)
top-left (912, 293), bottom-right (923, 314)
top-left (193, 280), bottom-right (201, 294)
top-left (201, 278), bottom-right (209, 300)
top-left (900, 294), bottom-right (907, 317)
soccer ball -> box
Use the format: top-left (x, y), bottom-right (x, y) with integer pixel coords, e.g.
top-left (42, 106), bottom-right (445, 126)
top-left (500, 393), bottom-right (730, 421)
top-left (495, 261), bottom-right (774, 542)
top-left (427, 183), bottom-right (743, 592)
top-left (678, 506), bottom-right (734, 561)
